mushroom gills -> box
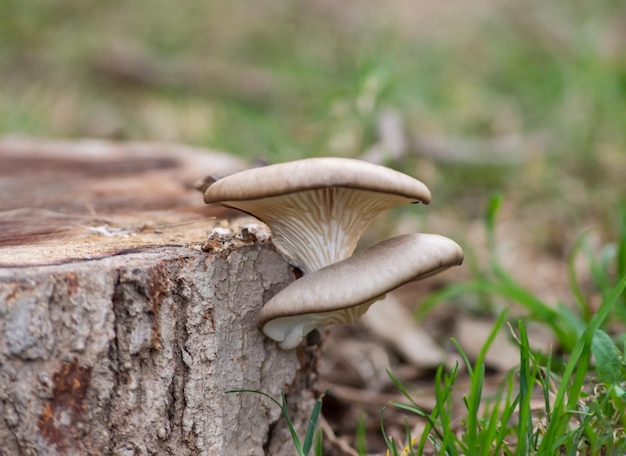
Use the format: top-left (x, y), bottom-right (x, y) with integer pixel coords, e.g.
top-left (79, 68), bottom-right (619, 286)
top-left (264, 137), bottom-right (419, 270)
top-left (220, 187), bottom-right (415, 273)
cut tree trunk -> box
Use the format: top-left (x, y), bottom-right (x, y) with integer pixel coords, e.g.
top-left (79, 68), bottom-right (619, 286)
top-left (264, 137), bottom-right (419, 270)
top-left (0, 139), bottom-right (315, 455)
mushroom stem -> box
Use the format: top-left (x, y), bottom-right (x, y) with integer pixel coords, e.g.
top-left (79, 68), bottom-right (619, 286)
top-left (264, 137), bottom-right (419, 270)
top-left (265, 297), bottom-right (381, 350)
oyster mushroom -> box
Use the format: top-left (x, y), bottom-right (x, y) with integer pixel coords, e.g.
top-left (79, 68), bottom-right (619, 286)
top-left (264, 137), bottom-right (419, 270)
top-left (258, 233), bottom-right (464, 349)
top-left (203, 157), bottom-right (430, 273)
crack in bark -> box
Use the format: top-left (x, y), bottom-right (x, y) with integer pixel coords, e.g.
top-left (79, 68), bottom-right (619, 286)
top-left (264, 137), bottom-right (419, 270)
top-left (109, 269), bottom-right (128, 452)
top-left (170, 270), bottom-right (192, 448)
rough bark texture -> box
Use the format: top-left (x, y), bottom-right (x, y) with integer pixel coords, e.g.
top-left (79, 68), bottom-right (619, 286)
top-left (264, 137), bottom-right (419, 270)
top-left (0, 139), bottom-right (314, 455)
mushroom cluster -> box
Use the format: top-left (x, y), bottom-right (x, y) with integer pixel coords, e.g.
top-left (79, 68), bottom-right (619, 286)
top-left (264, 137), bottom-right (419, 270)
top-left (204, 157), bottom-right (463, 349)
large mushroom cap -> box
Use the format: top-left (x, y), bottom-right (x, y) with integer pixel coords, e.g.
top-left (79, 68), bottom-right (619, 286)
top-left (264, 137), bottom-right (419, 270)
top-left (258, 233), bottom-right (464, 349)
top-left (203, 157), bottom-right (431, 273)
top-left (203, 157), bottom-right (431, 203)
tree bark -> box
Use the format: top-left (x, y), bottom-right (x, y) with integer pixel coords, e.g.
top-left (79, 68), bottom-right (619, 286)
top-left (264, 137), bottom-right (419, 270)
top-left (0, 139), bottom-right (313, 455)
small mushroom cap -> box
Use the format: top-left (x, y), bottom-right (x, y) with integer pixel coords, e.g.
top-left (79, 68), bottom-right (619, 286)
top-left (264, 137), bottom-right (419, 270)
top-left (258, 233), bottom-right (464, 349)
top-left (203, 157), bottom-right (431, 204)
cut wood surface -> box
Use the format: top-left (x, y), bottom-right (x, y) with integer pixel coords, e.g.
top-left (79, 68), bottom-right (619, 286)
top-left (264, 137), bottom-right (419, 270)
top-left (0, 138), bottom-right (312, 455)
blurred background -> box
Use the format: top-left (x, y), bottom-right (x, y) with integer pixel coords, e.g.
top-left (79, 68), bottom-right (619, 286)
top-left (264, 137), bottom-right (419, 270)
top-left (2, 0), bottom-right (624, 231)
top-left (2, 0), bottom-right (625, 451)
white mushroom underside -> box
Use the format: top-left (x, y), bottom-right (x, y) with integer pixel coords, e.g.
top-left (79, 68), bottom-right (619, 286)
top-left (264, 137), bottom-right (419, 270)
top-left (261, 297), bottom-right (381, 350)
top-left (224, 188), bottom-right (414, 273)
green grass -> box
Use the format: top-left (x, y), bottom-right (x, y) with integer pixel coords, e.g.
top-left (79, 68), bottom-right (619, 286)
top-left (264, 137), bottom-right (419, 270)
top-left (388, 195), bottom-right (626, 454)
top-left (382, 194), bottom-right (626, 453)
top-left (383, 273), bottom-right (626, 455)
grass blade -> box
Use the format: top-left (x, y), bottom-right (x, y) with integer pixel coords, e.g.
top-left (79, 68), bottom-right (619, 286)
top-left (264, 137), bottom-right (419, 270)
top-left (303, 390), bottom-right (326, 455)
top-left (281, 389), bottom-right (305, 455)
top-left (355, 415), bottom-right (368, 456)
top-left (515, 321), bottom-right (533, 456)
top-left (381, 408), bottom-right (399, 456)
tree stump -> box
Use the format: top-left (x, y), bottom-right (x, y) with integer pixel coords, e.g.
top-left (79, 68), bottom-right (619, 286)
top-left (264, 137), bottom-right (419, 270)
top-left (0, 139), bottom-right (312, 455)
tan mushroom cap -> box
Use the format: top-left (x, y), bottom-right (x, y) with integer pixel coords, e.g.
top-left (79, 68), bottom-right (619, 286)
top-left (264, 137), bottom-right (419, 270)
top-left (203, 157), bottom-right (432, 202)
top-left (203, 157), bottom-right (431, 273)
top-left (258, 233), bottom-right (464, 350)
